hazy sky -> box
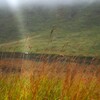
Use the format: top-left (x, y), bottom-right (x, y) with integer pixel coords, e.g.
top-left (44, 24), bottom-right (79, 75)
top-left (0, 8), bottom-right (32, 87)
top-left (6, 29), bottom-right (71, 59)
top-left (0, 0), bottom-right (98, 9)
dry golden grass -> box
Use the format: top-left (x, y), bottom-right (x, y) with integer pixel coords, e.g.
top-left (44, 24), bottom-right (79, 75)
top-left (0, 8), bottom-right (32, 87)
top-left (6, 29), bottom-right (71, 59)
top-left (0, 58), bottom-right (100, 100)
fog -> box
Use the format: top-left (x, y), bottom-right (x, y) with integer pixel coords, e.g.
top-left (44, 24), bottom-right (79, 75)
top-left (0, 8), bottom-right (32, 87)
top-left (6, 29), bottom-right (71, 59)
top-left (0, 0), bottom-right (99, 9)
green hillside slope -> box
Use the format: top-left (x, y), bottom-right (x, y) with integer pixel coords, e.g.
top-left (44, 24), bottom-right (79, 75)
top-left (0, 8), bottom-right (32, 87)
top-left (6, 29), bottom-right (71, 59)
top-left (0, 3), bottom-right (100, 56)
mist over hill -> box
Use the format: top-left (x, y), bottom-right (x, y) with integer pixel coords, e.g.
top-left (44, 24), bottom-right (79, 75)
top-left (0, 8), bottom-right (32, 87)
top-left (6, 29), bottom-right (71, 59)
top-left (0, 2), bottom-right (100, 43)
top-left (0, 1), bottom-right (100, 56)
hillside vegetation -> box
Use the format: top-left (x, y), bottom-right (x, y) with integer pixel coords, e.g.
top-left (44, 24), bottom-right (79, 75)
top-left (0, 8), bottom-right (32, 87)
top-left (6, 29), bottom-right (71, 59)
top-left (0, 2), bottom-right (100, 56)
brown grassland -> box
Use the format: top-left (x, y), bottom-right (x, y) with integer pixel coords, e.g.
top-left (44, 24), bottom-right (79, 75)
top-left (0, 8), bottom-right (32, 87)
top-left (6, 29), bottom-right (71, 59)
top-left (0, 58), bottom-right (100, 100)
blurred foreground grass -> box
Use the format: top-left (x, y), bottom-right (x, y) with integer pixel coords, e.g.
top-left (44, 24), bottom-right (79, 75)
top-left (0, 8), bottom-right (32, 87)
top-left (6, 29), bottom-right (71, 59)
top-left (0, 60), bottom-right (100, 100)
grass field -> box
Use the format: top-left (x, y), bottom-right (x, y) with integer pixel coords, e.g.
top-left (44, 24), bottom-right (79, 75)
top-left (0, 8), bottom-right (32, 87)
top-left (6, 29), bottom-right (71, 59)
top-left (0, 26), bottom-right (100, 56)
top-left (0, 2), bottom-right (100, 100)
top-left (0, 58), bottom-right (100, 100)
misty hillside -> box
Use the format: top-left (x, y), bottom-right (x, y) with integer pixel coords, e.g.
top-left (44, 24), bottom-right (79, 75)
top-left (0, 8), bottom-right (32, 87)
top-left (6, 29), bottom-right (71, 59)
top-left (0, 3), bottom-right (100, 42)
top-left (0, 2), bottom-right (100, 56)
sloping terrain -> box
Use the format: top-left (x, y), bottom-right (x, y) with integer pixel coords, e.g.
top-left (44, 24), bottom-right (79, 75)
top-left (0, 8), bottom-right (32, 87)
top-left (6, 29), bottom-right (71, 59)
top-left (0, 2), bottom-right (100, 56)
